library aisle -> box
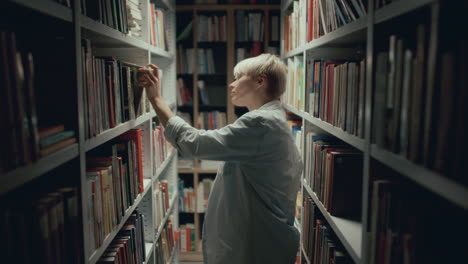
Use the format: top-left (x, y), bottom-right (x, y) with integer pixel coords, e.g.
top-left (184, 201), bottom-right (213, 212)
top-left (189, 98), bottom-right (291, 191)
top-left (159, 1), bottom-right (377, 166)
top-left (1, 0), bottom-right (468, 263)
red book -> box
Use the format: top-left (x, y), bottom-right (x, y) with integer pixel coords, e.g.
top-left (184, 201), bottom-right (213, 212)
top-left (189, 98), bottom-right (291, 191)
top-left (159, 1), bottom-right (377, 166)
top-left (38, 125), bottom-right (65, 139)
top-left (252, 42), bottom-right (262, 56)
top-left (307, 0), bottom-right (313, 42)
top-left (186, 226), bottom-right (191, 252)
top-left (117, 129), bottom-right (144, 193)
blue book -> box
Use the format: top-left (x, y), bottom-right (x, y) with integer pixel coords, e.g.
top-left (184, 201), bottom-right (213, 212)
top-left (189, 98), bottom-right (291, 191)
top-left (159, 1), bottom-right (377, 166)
top-left (39, 130), bottom-right (75, 148)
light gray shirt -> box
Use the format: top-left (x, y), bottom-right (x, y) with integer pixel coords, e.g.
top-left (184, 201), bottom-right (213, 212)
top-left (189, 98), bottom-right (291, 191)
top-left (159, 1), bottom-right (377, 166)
top-left (164, 100), bottom-right (303, 264)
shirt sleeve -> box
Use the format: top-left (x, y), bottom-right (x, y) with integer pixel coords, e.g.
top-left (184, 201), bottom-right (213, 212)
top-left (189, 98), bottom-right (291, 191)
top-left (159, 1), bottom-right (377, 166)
top-left (163, 114), bottom-right (267, 162)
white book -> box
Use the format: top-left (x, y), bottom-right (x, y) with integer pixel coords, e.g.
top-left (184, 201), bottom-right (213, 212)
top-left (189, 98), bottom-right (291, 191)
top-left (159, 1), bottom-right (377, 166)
top-left (180, 227), bottom-right (187, 252)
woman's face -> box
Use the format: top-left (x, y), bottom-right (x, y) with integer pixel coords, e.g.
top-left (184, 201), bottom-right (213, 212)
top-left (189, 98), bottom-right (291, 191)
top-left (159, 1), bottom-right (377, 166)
top-left (229, 73), bottom-right (258, 107)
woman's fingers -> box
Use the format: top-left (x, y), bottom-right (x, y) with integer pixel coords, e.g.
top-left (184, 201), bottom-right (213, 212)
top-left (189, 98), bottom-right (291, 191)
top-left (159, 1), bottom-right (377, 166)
top-left (146, 64), bottom-right (159, 79)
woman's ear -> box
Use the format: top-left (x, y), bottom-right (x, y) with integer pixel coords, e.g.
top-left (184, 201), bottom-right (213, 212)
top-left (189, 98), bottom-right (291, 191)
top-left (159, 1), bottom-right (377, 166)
top-left (256, 74), bottom-right (267, 89)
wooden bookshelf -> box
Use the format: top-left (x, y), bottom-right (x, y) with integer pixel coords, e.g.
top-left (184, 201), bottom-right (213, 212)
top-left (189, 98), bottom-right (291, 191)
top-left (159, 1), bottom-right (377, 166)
top-left (0, 0), bottom-right (179, 263)
top-left (8, 0), bottom-right (73, 22)
top-left (283, 0), bottom-right (468, 263)
top-left (303, 182), bottom-right (362, 264)
top-left (283, 104), bottom-right (366, 151)
top-left (0, 144), bottom-right (79, 195)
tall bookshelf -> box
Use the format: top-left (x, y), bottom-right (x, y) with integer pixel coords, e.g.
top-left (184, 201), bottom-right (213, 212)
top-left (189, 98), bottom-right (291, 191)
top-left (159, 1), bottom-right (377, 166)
top-left (175, 3), bottom-right (280, 261)
top-left (281, 0), bottom-right (468, 263)
top-left (0, 0), bottom-right (179, 263)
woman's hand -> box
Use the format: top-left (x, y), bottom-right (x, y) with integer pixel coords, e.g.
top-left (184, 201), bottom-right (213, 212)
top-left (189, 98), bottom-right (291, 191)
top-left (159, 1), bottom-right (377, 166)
top-left (138, 64), bottom-right (161, 101)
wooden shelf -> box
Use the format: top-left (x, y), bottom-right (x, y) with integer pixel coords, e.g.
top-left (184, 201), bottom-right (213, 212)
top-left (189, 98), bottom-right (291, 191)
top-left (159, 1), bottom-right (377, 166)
top-left (0, 144), bottom-right (79, 195)
top-left (155, 194), bottom-right (179, 241)
top-left (84, 112), bottom-right (156, 152)
top-left (374, 0), bottom-right (435, 25)
top-left (8, 0), bottom-right (73, 22)
top-left (178, 168), bottom-right (217, 174)
top-left (370, 145), bottom-right (468, 210)
top-left (80, 15), bottom-right (149, 50)
top-left (88, 178), bottom-right (152, 264)
top-left (180, 251), bottom-right (204, 262)
top-left (283, 104), bottom-right (365, 151)
top-left (303, 182), bottom-right (362, 264)
top-left (177, 4), bottom-right (280, 11)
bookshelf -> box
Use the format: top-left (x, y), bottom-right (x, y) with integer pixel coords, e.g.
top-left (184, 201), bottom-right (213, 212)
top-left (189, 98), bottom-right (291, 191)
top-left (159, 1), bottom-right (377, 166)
top-left (175, 3), bottom-right (281, 261)
top-left (0, 0), bottom-right (179, 264)
top-left (283, 0), bottom-right (468, 263)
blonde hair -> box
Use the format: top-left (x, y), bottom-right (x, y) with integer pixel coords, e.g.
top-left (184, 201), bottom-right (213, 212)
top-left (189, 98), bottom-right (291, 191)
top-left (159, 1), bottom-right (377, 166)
top-left (233, 53), bottom-right (287, 99)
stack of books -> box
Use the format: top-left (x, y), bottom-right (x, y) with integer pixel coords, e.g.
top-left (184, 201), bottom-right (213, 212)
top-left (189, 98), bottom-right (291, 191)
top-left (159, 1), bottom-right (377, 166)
top-left (178, 179), bottom-right (196, 213)
top-left (197, 111), bottom-right (227, 130)
top-left (153, 180), bottom-right (172, 230)
top-left (197, 15), bottom-right (227, 42)
top-left (38, 125), bottom-right (76, 157)
top-left (127, 0), bottom-right (143, 38)
top-left (152, 123), bottom-right (173, 175)
top-left (196, 178), bottom-right (214, 212)
top-left (179, 223), bottom-right (196, 253)
top-left (236, 11), bottom-right (264, 42)
top-left (150, 5), bottom-right (169, 50)
top-left (82, 0), bottom-right (129, 34)
top-left (154, 217), bottom-right (176, 262)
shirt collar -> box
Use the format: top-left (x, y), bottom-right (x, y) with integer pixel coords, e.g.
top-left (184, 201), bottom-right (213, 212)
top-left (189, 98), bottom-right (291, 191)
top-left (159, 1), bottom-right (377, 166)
top-left (257, 99), bottom-right (282, 111)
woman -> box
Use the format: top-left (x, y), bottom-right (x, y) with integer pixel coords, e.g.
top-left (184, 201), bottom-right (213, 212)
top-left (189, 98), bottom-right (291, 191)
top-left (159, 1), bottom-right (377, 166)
top-left (139, 53), bottom-right (302, 264)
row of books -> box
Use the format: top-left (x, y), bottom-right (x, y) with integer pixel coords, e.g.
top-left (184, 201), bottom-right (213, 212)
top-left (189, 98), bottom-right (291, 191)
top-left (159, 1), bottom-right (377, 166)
top-left (152, 123), bottom-right (173, 176)
top-left (176, 77), bottom-right (193, 106)
top-left (150, 4), bottom-right (169, 51)
top-left (179, 224), bottom-right (197, 252)
top-left (153, 180), bottom-right (173, 231)
top-left (284, 56), bottom-right (305, 112)
top-left (192, 0), bottom-right (281, 3)
top-left (176, 47), bottom-right (216, 74)
top-left (236, 11), bottom-right (264, 42)
top-left (97, 211), bottom-right (147, 264)
top-left (0, 187), bottom-right (81, 264)
top-left (154, 218), bottom-right (176, 263)
top-left (81, 39), bottom-right (151, 139)
top-left (196, 178), bottom-right (214, 212)
top-left (304, 133), bottom-right (362, 218)
top-left (310, 59), bottom-right (367, 139)
top-left (235, 45), bottom-right (280, 64)
top-left (127, 0), bottom-right (143, 38)
top-left (197, 15), bottom-right (227, 42)
top-left (282, 0), bottom-right (367, 53)
top-left (302, 197), bottom-right (353, 264)
top-left (197, 111), bottom-right (228, 130)
top-left (82, 0), bottom-right (130, 34)
top-left (86, 129), bottom-right (145, 251)
top-left (373, 26), bottom-right (451, 174)
top-left (178, 180), bottom-right (196, 213)
top-left (0, 32), bottom-right (78, 172)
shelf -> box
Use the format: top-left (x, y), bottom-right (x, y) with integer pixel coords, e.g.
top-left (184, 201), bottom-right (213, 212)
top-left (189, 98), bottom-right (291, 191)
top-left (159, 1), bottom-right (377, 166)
top-left (7, 0), bottom-right (73, 22)
top-left (281, 16), bottom-right (368, 60)
top-left (167, 241), bottom-right (178, 264)
top-left (0, 144), bottom-right (79, 195)
top-left (178, 168), bottom-right (218, 174)
top-left (84, 112), bottom-right (156, 152)
top-left (177, 4), bottom-right (280, 11)
top-left (370, 145), bottom-right (468, 210)
top-left (155, 194), bottom-right (179, 241)
top-left (145, 242), bottom-right (155, 263)
top-left (374, 0), bottom-right (435, 25)
top-left (282, 44), bottom-right (305, 59)
top-left (88, 178), bottom-right (152, 264)
top-left (179, 251), bottom-right (204, 262)
top-left (304, 16), bottom-right (367, 51)
top-left (303, 182), bottom-right (362, 264)
top-left (301, 244), bottom-right (311, 264)
top-left (154, 0), bottom-right (175, 11)
top-left (81, 15), bottom-right (149, 50)
top-left (149, 45), bottom-right (173, 59)
top-left (155, 150), bottom-right (176, 180)
top-left (283, 104), bottom-right (365, 151)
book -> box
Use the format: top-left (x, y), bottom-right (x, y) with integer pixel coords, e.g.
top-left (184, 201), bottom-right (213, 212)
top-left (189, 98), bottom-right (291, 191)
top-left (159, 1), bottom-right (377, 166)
top-left (39, 130), bottom-right (75, 149)
top-left (39, 137), bottom-right (76, 157)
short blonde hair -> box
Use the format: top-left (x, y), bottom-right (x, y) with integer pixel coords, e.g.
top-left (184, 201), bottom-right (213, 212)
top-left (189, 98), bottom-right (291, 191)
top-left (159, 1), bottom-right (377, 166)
top-left (233, 53), bottom-right (287, 99)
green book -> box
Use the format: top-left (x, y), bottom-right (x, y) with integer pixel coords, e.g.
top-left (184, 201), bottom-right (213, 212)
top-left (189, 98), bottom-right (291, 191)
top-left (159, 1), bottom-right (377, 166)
top-left (39, 130), bottom-right (75, 148)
